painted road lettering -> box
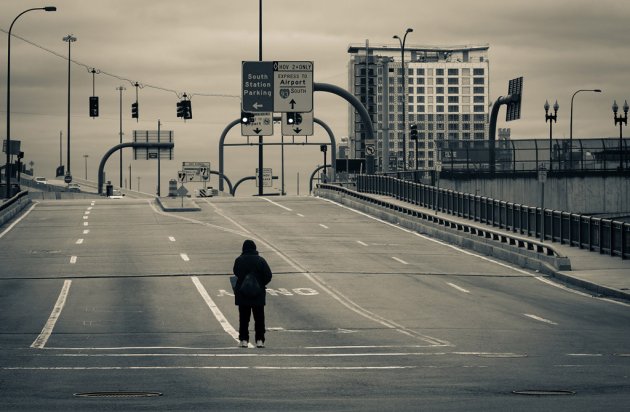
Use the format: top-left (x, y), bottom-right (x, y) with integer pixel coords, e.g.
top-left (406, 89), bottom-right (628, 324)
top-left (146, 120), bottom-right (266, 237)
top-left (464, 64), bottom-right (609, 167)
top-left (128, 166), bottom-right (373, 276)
top-left (217, 287), bottom-right (319, 297)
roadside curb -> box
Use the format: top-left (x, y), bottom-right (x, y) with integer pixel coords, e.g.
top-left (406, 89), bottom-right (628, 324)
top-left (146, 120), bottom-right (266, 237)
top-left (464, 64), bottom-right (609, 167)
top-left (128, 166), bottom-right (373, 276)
top-left (551, 271), bottom-right (630, 301)
top-left (155, 196), bottom-right (201, 212)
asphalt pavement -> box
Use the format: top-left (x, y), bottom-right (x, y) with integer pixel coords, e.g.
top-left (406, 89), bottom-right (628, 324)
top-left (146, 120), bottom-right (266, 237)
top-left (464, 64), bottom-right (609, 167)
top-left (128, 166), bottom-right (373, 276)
top-left (0, 195), bottom-right (628, 411)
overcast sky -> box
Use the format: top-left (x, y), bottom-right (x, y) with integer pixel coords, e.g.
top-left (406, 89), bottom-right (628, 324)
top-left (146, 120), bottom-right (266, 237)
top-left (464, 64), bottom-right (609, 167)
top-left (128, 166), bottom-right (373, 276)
top-left (1, 0), bottom-right (629, 195)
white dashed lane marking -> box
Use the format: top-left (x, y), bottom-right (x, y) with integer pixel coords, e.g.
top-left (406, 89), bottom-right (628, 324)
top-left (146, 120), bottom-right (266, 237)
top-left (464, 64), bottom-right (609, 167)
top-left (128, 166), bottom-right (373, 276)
top-left (76, 239), bottom-right (84, 245)
top-left (319, 224), bottom-right (329, 229)
top-left (169, 236), bottom-right (176, 242)
top-left (524, 313), bottom-right (558, 325)
top-left (70, 256), bottom-right (77, 264)
top-left (357, 240), bottom-right (368, 246)
top-left (391, 257), bottom-right (408, 265)
top-left (180, 253), bottom-right (190, 262)
top-left (446, 282), bottom-right (470, 294)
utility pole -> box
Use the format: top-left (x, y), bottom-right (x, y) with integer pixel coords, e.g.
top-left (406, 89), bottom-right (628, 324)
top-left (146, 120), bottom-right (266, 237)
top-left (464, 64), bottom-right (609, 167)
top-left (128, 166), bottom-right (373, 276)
top-left (63, 34), bottom-right (76, 181)
top-left (116, 86), bottom-right (126, 187)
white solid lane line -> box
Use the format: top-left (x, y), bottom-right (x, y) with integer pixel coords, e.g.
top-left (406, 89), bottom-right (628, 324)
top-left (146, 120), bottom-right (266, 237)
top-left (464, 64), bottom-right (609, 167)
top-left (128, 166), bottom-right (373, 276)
top-left (261, 197), bottom-right (293, 211)
top-left (76, 239), bottom-right (84, 245)
top-left (392, 257), bottom-right (408, 265)
top-left (31, 280), bottom-right (72, 349)
top-left (446, 282), bottom-right (470, 294)
top-left (319, 224), bottom-right (329, 229)
top-left (523, 313), bottom-right (558, 325)
top-left (191, 276), bottom-right (242, 344)
top-left (70, 256), bottom-right (77, 264)
top-left (357, 240), bottom-right (368, 246)
top-left (169, 236), bottom-right (176, 242)
top-left (180, 253), bottom-right (190, 262)
top-left (0, 203), bottom-right (37, 239)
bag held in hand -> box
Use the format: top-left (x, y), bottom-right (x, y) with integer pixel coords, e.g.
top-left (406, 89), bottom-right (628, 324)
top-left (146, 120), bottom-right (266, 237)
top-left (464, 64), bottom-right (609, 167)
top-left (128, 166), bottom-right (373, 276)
top-left (239, 272), bottom-right (263, 298)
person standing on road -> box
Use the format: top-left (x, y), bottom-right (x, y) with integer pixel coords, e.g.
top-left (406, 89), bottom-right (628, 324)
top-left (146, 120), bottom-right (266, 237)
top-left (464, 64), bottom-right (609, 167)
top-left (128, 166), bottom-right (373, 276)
top-left (233, 239), bottom-right (272, 348)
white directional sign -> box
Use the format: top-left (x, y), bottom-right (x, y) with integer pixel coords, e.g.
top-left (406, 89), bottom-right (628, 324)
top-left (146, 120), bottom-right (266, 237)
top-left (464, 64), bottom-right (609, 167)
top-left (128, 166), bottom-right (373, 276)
top-left (273, 61), bottom-right (313, 112)
top-left (256, 167), bottom-right (273, 187)
top-left (241, 112), bottom-right (273, 136)
top-left (281, 111), bottom-right (314, 136)
top-left (182, 162), bottom-right (210, 182)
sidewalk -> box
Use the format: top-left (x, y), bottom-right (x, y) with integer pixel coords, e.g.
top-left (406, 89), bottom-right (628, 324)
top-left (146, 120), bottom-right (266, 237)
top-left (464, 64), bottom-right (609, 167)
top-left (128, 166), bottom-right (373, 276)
top-left (366, 193), bottom-right (630, 302)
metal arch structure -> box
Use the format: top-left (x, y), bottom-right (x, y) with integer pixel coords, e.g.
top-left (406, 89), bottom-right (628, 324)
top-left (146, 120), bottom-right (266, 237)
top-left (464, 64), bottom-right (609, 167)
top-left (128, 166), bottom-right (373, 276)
top-left (97, 142), bottom-right (174, 195)
top-left (309, 165), bottom-right (326, 194)
top-left (218, 114), bottom-right (338, 193)
top-left (231, 175), bottom-right (279, 196)
top-left (208, 170), bottom-right (233, 195)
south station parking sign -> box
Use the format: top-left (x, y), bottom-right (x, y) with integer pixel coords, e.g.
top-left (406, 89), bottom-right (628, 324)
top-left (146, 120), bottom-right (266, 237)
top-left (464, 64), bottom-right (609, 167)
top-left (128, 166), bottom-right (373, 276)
top-left (242, 61), bottom-right (313, 113)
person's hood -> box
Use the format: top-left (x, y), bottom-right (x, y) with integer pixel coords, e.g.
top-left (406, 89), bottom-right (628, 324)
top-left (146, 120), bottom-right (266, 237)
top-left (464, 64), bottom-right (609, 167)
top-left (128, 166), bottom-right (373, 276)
top-left (242, 239), bottom-right (257, 253)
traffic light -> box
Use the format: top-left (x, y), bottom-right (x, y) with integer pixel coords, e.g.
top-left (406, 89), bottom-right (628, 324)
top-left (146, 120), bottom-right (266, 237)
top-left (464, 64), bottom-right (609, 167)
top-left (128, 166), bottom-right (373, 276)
top-left (131, 102), bottom-right (139, 119)
top-left (89, 96), bottom-right (99, 118)
top-left (183, 100), bottom-right (192, 120)
top-left (176, 100), bottom-right (185, 118)
top-left (410, 124), bottom-right (418, 140)
top-left (287, 112), bottom-right (303, 125)
top-left (241, 111), bottom-right (255, 124)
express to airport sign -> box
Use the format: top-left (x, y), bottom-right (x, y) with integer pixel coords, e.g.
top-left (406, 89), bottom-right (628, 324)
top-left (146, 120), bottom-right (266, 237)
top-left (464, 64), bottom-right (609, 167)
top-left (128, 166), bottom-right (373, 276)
top-left (242, 61), bottom-right (313, 113)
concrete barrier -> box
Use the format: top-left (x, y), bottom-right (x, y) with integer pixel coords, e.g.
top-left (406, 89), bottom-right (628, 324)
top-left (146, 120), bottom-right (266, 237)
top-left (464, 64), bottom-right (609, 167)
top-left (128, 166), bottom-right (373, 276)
top-left (0, 191), bottom-right (32, 227)
top-left (315, 186), bottom-right (571, 276)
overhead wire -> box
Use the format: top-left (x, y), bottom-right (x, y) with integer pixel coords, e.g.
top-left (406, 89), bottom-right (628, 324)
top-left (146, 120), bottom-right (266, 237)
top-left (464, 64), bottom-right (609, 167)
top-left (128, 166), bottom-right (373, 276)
top-left (0, 27), bottom-right (241, 101)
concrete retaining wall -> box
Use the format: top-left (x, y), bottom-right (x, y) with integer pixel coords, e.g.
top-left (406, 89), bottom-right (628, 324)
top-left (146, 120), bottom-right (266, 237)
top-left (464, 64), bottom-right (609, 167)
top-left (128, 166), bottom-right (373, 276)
top-left (440, 175), bottom-right (630, 215)
top-left (0, 193), bottom-right (32, 227)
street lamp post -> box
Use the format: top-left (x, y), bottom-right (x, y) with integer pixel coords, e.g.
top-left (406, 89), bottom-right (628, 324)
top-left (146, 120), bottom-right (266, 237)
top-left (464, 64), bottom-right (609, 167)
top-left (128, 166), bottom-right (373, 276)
top-left (544, 100), bottom-right (558, 171)
top-left (83, 154), bottom-right (88, 179)
top-left (612, 99), bottom-right (628, 171)
top-left (63, 34), bottom-right (76, 182)
top-left (393, 28), bottom-right (413, 173)
top-left (569, 89), bottom-right (601, 167)
top-left (4, 6), bottom-right (56, 198)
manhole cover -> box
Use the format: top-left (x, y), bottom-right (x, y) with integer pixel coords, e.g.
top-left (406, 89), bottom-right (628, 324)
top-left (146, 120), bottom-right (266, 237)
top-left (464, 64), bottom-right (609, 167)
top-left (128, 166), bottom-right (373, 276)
top-left (512, 390), bottom-right (575, 396)
top-left (74, 391), bottom-right (162, 398)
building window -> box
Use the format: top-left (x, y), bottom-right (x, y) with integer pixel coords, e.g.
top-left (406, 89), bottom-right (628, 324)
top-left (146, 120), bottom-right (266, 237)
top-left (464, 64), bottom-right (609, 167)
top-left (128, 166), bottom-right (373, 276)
top-left (462, 132), bottom-right (470, 139)
top-left (448, 96), bottom-right (459, 103)
top-left (473, 96), bottom-right (484, 103)
top-left (408, 68), bottom-right (414, 75)
top-left (449, 123), bottom-right (459, 130)
top-left (448, 105), bottom-right (459, 113)
top-left (462, 114), bottom-right (471, 122)
top-left (408, 87), bottom-right (414, 95)
top-left (473, 68), bottom-right (485, 75)
top-left (436, 114), bottom-right (445, 121)
top-left (474, 132), bottom-right (485, 139)
top-left (416, 68), bottom-right (425, 75)
top-left (474, 114), bottom-right (486, 121)
top-left (447, 78), bottom-right (459, 85)
top-left (462, 123), bottom-right (470, 130)
top-left (473, 87), bottom-right (485, 94)
top-left (416, 77), bottom-right (425, 85)
top-left (448, 132), bottom-right (458, 139)
top-left (437, 123), bottom-right (445, 130)
top-left (408, 77), bottom-right (414, 85)
top-left (389, 86), bottom-right (394, 94)
top-left (448, 114), bottom-right (459, 122)
top-left (448, 68), bottom-right (459, 75)
top-left (448, 87), bottom-right (459, 94)
top-left (473, 77), bottom-right (485, 85)
top-left (474, 123), bottom-right (485, 130)
top-left (416, 96), bottom-right (425, 103)
top-left (436, 68), bottom-right (444, 75)
top-left (408, 105), bottom-right (414, 113)
top-left (436, 96), bottom-right (444, 103)
top-left (436, 87), bottom-right (444, 94)
top-left (436, 78), bottom-right (444, 85)
top-left (473, 105), bottom-right (484, 112)
top-left (417, 105), bottom-right (425, 112)
top-left (416, 87), bottom-right (425, 93)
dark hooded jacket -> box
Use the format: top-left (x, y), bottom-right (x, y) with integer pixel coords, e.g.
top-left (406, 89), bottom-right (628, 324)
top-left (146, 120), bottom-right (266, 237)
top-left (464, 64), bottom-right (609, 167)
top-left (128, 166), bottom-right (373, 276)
top-left (232, 240), bottom-right (272, 306)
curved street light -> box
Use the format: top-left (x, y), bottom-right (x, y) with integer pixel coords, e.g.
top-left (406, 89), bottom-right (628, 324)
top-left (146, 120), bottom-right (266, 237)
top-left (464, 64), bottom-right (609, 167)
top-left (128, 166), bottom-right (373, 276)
top-left (569, 88), bottom-right (601, 168)
top-left (612, 99), bottom-right (629, 171)
top-left (5, 6), bottom-right (56, 198)
top-left (544, 100), bottom-right (559, 170)
top-left (393, 27), bottom-right (413, 172)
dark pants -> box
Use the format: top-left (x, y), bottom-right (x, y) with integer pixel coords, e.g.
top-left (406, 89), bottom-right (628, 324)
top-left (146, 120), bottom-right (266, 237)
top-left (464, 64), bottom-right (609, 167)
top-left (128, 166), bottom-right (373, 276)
top-left (238, 305), bottom-right (265, 342)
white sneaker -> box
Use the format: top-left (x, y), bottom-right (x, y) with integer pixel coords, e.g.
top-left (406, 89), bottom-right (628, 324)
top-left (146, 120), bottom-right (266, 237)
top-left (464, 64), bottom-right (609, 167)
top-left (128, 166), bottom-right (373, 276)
top-left (256, 340), bottom-right (265, 348)
top-left (240, 340), bottom-right (248, 348)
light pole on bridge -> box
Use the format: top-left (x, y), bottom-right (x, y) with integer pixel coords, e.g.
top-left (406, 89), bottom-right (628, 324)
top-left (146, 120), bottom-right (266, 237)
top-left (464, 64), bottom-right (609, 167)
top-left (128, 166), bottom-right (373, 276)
top-left (393, 28), bottom-right (413, 173)
top-left (612, 99), bottom-right (628, 171)
top-left (544, 100), bottom-right (558, 171)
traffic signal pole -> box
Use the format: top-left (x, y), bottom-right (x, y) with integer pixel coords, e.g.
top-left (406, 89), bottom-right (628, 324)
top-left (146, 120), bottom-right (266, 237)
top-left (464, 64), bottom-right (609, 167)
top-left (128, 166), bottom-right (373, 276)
top-left (258, 0), bottom-right (264, 196)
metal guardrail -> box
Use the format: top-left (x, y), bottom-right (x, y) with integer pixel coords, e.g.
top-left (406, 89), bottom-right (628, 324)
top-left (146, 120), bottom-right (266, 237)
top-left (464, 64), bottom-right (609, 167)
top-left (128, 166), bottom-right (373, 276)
top-left (317, 183), bottom-right (568, 262)
top-left (355, 175), bottom-right (629, 260)
top-left (0, 189), bottom-right (29, 212)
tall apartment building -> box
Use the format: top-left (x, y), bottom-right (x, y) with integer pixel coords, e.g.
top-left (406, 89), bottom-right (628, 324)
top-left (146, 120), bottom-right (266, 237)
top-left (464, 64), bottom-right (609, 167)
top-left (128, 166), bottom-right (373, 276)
top-left (347, 43), bottom-right (490, 172)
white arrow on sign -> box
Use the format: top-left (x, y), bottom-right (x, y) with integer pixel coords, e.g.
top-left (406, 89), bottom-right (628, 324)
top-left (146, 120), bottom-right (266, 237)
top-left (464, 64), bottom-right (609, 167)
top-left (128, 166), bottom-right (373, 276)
top-left (253, 102), bottom-right (263, 110)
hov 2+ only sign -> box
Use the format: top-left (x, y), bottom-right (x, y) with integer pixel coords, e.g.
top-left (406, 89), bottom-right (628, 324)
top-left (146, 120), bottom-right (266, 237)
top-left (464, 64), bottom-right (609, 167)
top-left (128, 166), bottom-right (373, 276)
top-left (242, 61), bottom-right (313, 113)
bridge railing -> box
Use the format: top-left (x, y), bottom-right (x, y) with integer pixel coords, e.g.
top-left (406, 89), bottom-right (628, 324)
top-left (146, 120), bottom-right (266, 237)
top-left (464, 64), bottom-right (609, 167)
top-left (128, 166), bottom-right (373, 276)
top-left (356, 174), bottom-right (629, 259)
